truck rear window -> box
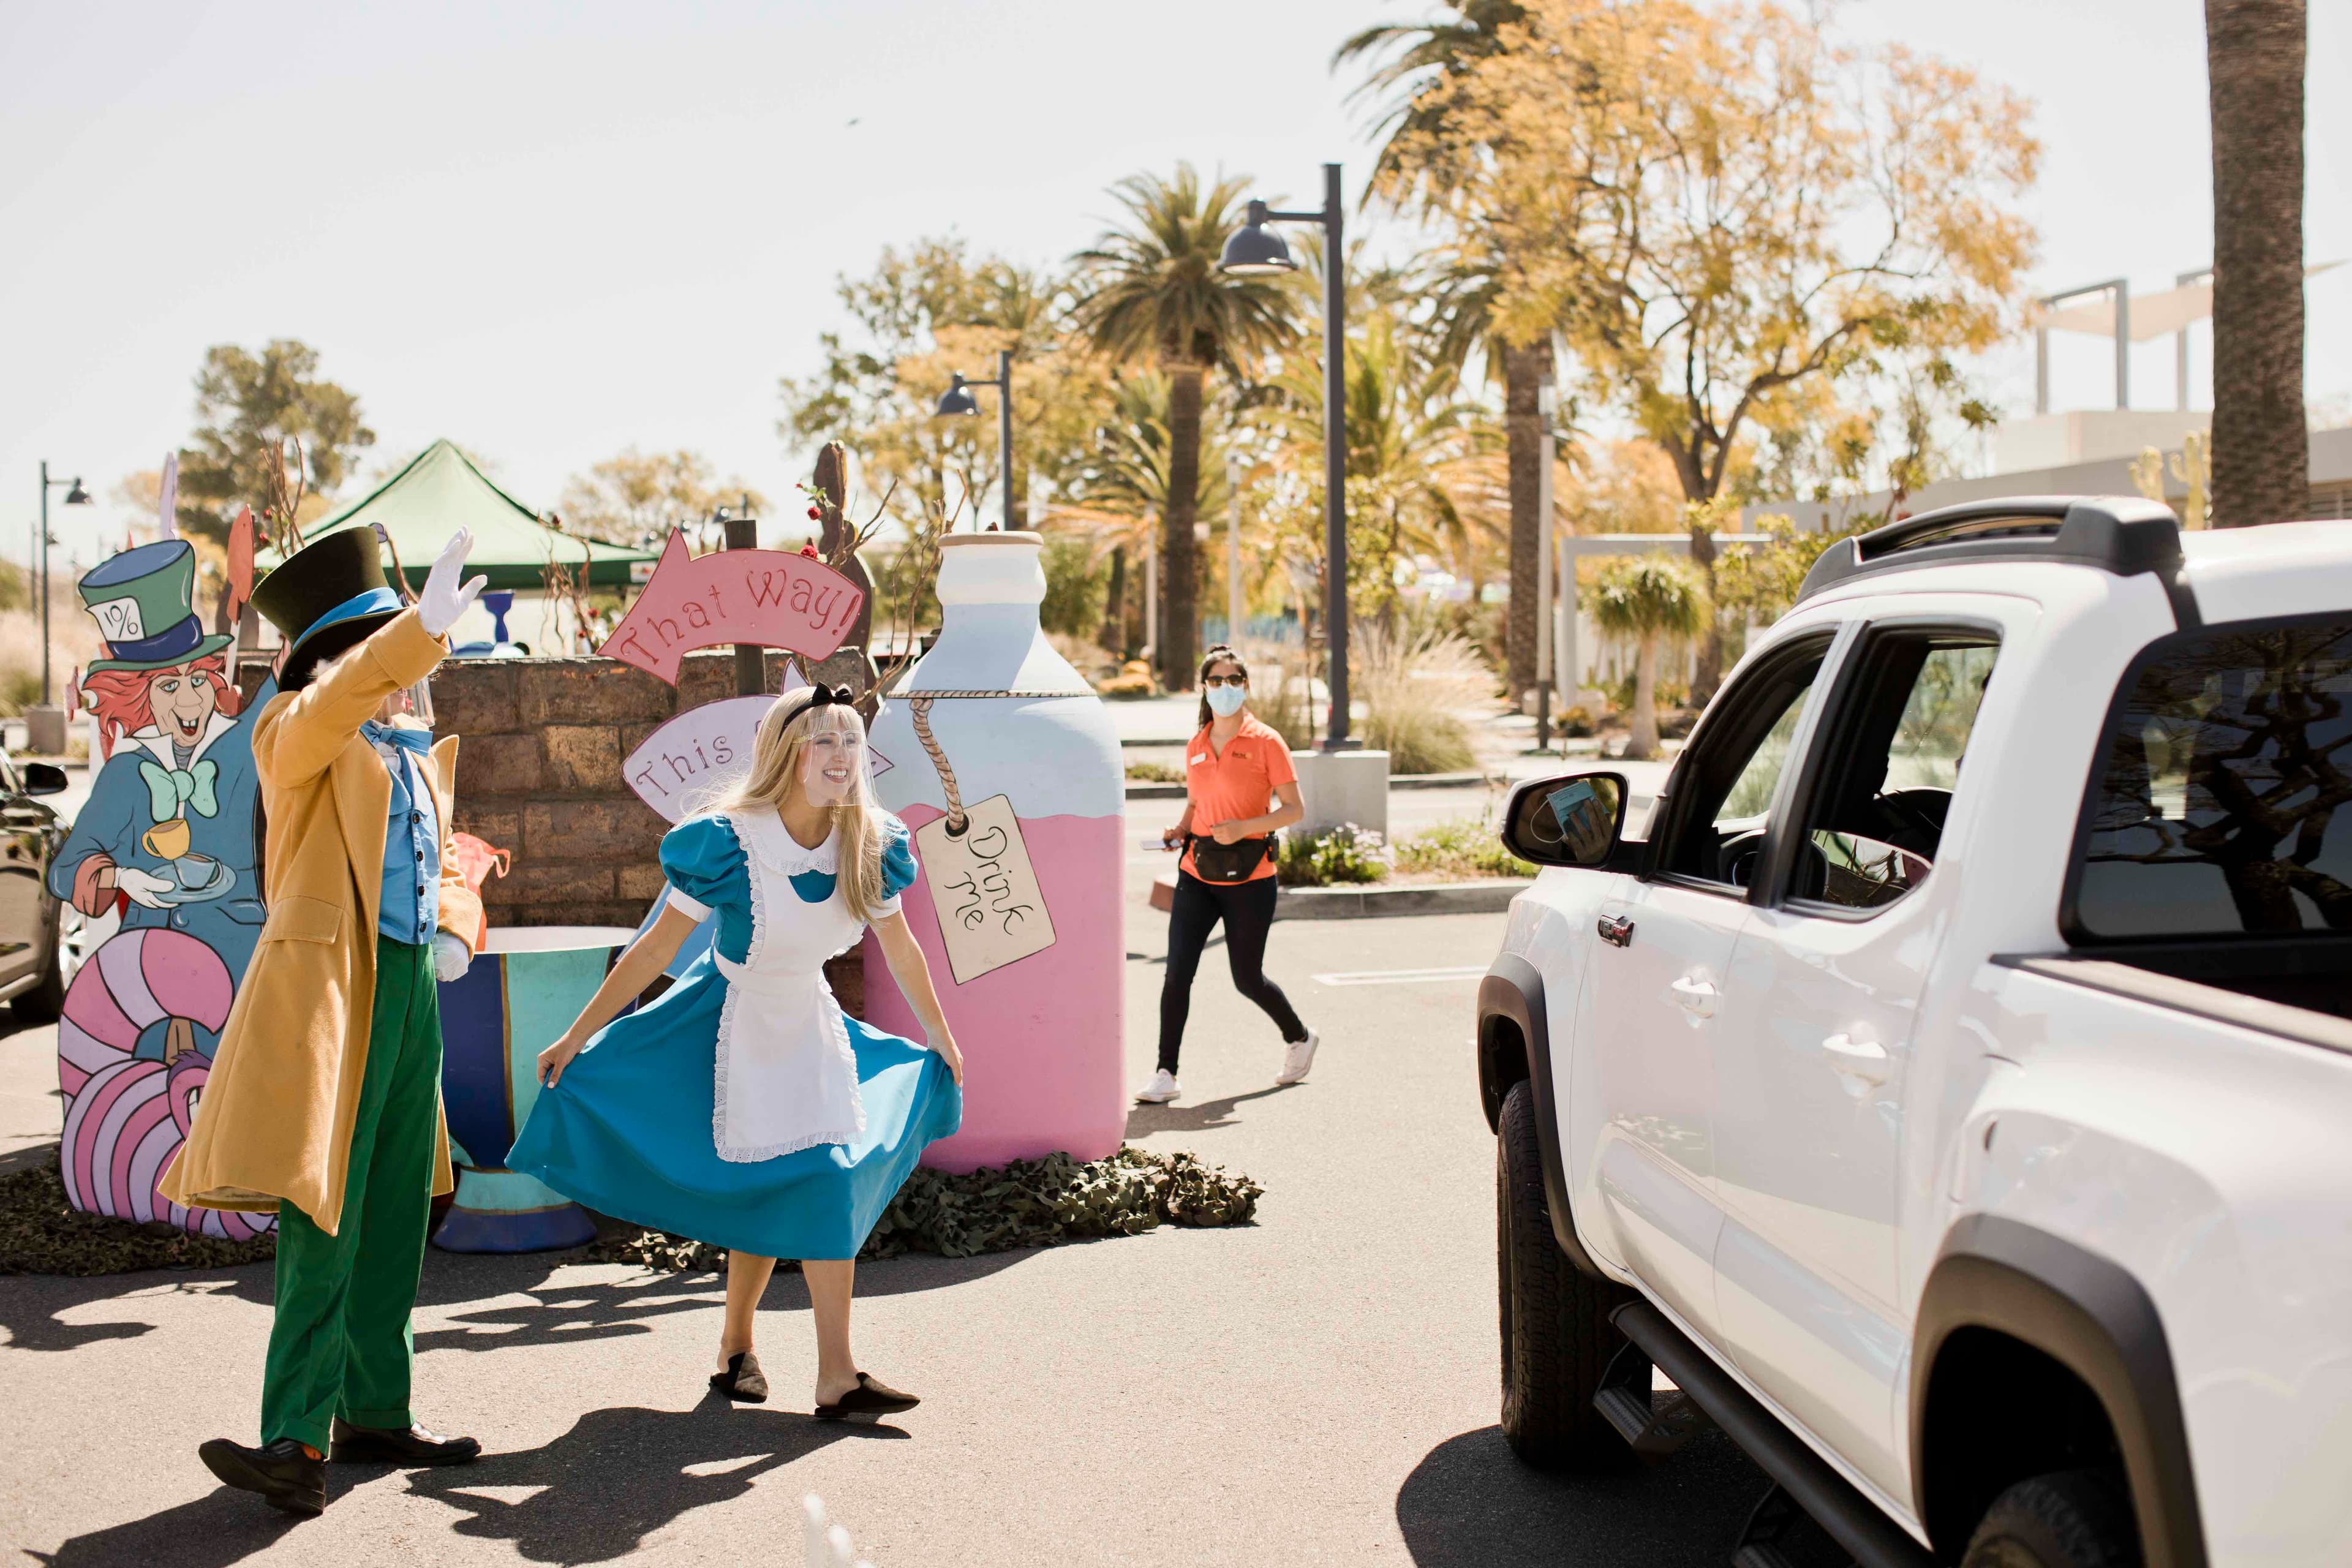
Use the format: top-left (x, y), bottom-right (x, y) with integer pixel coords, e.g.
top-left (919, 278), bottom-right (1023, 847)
top-left (2071, 614), bottom-right (2352, 940)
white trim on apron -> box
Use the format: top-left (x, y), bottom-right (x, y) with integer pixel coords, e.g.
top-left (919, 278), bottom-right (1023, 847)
top-left (710, 810), bottom-right (868, 1163)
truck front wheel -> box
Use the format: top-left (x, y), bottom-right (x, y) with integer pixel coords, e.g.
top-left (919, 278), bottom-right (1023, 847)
top-left (1961, 1471), bottom-right (2139, 1568)
top-left (1496, 1079), bottom-right (1630, 1469)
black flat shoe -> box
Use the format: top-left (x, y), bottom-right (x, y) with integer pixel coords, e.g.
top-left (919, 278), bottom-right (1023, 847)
top-left (198, 1437), bottom-right (326, 1517)
top-left (815, 1372), bottom-right (919, 1422)
top-left (710, 1350), bottom-right (769, 1403)
top-left (328, 1419), bottom-right (481, 1466)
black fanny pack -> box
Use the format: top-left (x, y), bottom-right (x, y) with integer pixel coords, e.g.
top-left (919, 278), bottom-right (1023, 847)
top-left (1188, 834), bottom-right (1272, 883)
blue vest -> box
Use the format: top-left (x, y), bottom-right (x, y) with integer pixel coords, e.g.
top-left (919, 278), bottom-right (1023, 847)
top-left (361, 723), bottom-right (440, 946)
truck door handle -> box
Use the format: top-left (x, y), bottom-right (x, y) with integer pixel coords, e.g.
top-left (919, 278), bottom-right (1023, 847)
top-left (1820, 1033), bottom-right (1890, 1085)
top-left (1668, 976), bottom-right (1718, 1017)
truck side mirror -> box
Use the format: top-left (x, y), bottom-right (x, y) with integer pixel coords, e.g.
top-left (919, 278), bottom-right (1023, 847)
top-left (1501, 771), bottom-right (1629, 869)
top-left (20, 762), bottom-right (67, 797)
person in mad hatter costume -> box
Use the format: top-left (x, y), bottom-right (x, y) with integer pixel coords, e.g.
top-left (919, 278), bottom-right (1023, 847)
top-left (50, 540), bottom-right (265, 1061)
top-left (162, 526), bottom-right (489, 1518)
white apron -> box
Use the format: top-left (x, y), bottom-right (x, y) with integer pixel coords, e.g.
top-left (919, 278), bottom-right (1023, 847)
top-left (699, 810), bottom-right (870, 1162)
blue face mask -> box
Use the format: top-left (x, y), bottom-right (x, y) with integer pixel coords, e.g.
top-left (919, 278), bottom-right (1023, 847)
top-left (1205, 683), bottom-right (1248, 717)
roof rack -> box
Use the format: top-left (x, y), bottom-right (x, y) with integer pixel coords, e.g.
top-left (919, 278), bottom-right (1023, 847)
top-left (1795, 495), bottom-right (2192, 620)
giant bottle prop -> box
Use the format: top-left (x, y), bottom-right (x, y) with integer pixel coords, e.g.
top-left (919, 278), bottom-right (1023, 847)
top-left (865, 532), bottom-right (1125, 1171)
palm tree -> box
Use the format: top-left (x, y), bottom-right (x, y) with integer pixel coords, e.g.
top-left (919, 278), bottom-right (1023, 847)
top-left (1588, 555), bottom-right (1707, 761)
top-left (2206, 0), bottom-right (2308, 527)
top-left (1338, 5), bottom-right (1554, 703)
top-left (1063, 372), bottom-right (1237, 657)
top-left (1069, 165), bottom-right (1298, 688)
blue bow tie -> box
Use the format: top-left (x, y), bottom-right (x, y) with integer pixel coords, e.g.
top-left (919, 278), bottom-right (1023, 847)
top-left (360, 721), bottom-right (434, 758)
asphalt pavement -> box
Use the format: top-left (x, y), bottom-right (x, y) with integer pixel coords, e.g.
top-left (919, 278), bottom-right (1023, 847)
top-left (1, 831), bottom-right (1789, 1567)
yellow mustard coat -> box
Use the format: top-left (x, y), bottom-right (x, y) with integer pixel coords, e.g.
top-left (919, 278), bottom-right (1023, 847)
top-left (161, 608), bottom-right (483, 1232)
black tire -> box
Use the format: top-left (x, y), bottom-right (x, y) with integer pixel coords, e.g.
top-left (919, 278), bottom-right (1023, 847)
top-left (1962, 1470), bottom-right (2141, 1568)
top-left (1496, 1077), bottom-right (1632, 1469)
top-left (11, 924), bottom-right (64, 1025)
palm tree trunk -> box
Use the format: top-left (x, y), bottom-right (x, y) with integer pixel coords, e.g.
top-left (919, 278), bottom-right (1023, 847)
top-left (1504, 341), bottom-right (1550, 705)
top-left (1102, 546), bottom-right (1128, 655)
top-left (2206, 0), bottom-right (2308, 527)
top-left (1161, 361), bottom-right (1205, 688)
top-left (1627, 631), bottom-right (1660, 761)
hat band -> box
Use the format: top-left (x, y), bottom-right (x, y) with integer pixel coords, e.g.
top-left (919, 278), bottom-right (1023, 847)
top-left (288, 586), bottom-right (406, 655)
top-left (100, 614), bottom-right (208, 666)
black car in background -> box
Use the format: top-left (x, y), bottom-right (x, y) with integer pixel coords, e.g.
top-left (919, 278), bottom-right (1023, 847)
top-left (1, 754), bottom-right (69, 1023)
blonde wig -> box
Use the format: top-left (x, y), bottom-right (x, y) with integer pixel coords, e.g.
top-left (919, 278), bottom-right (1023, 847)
top-left (705, 690), bottom-right (892, 924)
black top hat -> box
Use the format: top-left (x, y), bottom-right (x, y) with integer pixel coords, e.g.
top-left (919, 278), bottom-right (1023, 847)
top-left (252, 527), bottom-right (410, 692)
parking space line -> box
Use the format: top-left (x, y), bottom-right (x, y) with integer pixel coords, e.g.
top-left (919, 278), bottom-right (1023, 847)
top-left (1310, 965), bottom-right (1488, 987)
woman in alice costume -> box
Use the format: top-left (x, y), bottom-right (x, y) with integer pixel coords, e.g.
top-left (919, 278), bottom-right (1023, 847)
top-left (511, 685), bottom-right (963, 1419)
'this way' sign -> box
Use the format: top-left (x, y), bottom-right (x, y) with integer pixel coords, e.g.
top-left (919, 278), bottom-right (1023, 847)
top-left (596, 529), bottom-right (866, 686)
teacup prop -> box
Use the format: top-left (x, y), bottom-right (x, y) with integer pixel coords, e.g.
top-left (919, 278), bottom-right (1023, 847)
top-left (432, 925), bottom-right (636, 1252)
top-left (141, 816), bottom-right (192, 860)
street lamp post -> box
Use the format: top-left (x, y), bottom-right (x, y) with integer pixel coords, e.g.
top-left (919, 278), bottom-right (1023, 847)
top-left (36, 461), bottom-right (92, 706)
top-left (936, 350), bottom-right (1016, 532)
top-left (1221, 162), bottom-right (1354, 750)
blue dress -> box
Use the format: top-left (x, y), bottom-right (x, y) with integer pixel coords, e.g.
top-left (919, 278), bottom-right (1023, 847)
top-left (510, 812), bottom-right (962, 1260)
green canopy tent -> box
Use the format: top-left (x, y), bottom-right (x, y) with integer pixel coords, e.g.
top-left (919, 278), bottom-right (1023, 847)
top-left (260, 439), bottom-right (654, 592)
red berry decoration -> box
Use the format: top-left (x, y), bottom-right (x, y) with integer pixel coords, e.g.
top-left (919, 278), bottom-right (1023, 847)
top-left (807, 505), bottom-right (821, 520)
top-left (801, 540), bottom-right (820, 558)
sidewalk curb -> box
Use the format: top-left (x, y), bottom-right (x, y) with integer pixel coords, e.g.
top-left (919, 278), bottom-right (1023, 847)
top-left (1146, 872), bottom-right (1529, 918)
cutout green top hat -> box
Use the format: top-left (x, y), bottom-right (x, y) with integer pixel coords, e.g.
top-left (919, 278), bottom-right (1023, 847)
top-left (78, 540), bottom-right (235, 675)
top-left (251, 527), bottom-right (410, 692)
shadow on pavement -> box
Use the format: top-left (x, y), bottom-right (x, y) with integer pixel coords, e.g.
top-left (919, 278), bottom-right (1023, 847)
top-left (402, 1392), bottom-right (903, 1563)
top-left (412, 1250), bottom-right (1033, 1355)
top-left (1396, 1425), bottom-right (1847, 1567)
top-left (1125, 1085), bottom-right (1293, 1137)
top-left (28, 1486), bottom-right (307, 1567)
top-left (0, 1268), bottom-right (267, 1354)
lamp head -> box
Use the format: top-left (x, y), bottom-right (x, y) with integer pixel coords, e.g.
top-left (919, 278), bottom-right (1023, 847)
top-left (1218, 200), bottom-right (1296, 276)
top-left (935, 374), bottom-right (981, 418)
top-left (63, 479), bottom-right (91, 505)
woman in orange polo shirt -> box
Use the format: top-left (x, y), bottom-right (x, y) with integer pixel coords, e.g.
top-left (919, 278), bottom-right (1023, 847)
top-left (1139, 646), bottom-right (1317, 1104)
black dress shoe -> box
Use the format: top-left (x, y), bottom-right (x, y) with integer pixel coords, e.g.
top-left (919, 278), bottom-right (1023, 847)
top-left (198, 1437), bottom-right (327, 1517)
top-left (328, 1418), bottom-right (481, 1466)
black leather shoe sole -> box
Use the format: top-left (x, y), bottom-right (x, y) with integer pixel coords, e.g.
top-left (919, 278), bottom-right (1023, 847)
top-left (198, 1439), bottom-right (326, 1517)
top-left (328, 1425), bottom-right (481, 1466)
top-left (814, 1374), bottom-right (920, 1422)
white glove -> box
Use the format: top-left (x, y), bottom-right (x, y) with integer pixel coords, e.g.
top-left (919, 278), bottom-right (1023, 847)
top-left (418, 529), bottom-right (488, 639)
top-left (431, 930), bottom-right (473, 983)
top-left (115, 867), bottom-right (175, 909)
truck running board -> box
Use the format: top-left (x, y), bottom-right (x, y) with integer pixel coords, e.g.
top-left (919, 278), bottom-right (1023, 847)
top-left (1593, 1340), bottom-right (1713, 1458)
top-left (1609, 1300), bottom-right (1935, 1568)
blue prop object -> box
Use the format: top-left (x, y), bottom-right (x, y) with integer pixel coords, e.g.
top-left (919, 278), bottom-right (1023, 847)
top-left (432, 927), bottom-right (636, 1253)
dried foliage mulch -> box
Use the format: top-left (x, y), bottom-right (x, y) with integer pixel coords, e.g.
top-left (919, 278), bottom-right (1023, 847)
top-left (0, 1157), bottom-right (277, 1277)
top-left (586, 1145), bottom-right (1262, 1273)
top-left (2, 1145), bottom-right (1260, 1278)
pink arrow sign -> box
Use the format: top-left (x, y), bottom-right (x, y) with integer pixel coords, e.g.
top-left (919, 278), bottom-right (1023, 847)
top-left (625, 688), bottom-right (894, 823)
top-left (597, 530), bottom-right (866, 687)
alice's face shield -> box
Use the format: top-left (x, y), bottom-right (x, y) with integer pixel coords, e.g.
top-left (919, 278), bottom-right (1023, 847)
top-left (382, 678), bottom-right (435, 727)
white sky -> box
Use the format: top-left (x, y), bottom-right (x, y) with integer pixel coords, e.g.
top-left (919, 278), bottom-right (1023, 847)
top-left (3, 0), bottom-right (2346, 573)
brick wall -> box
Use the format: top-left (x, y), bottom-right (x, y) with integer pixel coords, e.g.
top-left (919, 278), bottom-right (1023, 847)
top-left (429, 648), bottom-right (870, 1015)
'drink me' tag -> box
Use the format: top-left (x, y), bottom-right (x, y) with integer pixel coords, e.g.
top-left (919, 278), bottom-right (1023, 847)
top-left (914, 794), bottom-right (1057, 985)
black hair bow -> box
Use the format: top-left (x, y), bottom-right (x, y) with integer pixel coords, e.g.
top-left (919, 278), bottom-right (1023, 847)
top-left (804, 684), bottom-right (853, 708)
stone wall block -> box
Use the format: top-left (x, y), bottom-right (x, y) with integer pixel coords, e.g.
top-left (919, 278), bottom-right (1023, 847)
top-left (524, 796), bottom-right (668, 863)
top-left (617, 863), bottom-right (670, 903)
top-left (481, 860), bottom-right (614, 908)
top-left (428, 660), bottom-right (520, 734)
top-left (457, 733), bottom-right (544, 797)
top-left (542, 725), bottom-right (624, 793)
top-left (450, 805), bottom-right (522, 852)
top-left (518, 658), bottom-right (675, 728)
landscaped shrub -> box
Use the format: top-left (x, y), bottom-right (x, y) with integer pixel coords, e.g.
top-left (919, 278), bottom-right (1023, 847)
top-left (1233, 641), bottom-right (1314, 751)
top-left (1275, 824), bottom-right (1391, 886)
top-left (1096, 659), bottom-right (1158, 698)
top-left (1125, 759), bottom-right (1182, 783)
top-left (1393, 816), bottom-right (1537, 881)
top-left (1354, 623), bottom-right (1493, 774)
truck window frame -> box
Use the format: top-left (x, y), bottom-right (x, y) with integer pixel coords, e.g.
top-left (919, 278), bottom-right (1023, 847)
top-left (1645, 624), bottom-right (1852, 902)
top-left (1754, 616), bottom-right (2007, 921)
top-left (2059, 605), bottom-right (2352, 951)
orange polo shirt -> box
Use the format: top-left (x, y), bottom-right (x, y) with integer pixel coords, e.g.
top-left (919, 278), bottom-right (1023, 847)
top-left (1180, 715), bottom-right (1297, 882)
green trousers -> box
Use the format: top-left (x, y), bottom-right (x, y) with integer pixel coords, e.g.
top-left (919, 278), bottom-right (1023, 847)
top-left (261, 936), bottom-right (442, 1452)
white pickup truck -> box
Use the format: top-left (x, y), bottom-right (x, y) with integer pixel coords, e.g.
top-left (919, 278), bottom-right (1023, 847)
top-left (1478, 497), bottom-right (2352, 1568)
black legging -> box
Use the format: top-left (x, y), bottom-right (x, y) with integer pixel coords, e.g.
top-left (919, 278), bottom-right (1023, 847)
top-left (1158, 870), bottom-right (1308, 1074)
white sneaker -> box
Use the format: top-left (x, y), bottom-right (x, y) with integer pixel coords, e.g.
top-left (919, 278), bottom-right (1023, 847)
top-left (1136, 1068), bottom-right (1182, 1104)
top-left (1276, 1028), bottom-right (1321, 1085)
